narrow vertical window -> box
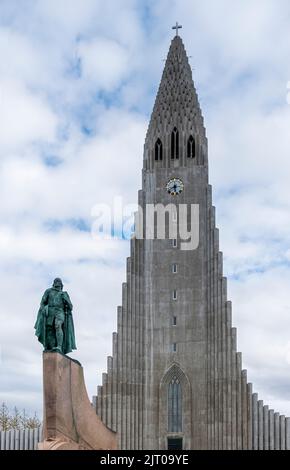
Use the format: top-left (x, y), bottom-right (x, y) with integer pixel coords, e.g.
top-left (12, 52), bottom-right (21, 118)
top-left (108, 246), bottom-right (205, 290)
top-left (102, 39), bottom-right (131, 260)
top-left (171, 343), bottom-right (177, 352)
top-left (171, 127), bottom-right (179, 159)
top-left (172, 263), bottom-right (177, 273)
top-left (155, 138), bottom-right (163, 161)
top-left (172, 239), bottom-right (177, 248)
top-left (172, 211), bottom-right (177, 223)
top-left (187, 135), bottom-right (196, 158)
top-left (168, 376), bottom-right (182, 432)
top-left (173, 316), bottom-right (177, 326)
top-left (173, 290), bottom-right (177, 300)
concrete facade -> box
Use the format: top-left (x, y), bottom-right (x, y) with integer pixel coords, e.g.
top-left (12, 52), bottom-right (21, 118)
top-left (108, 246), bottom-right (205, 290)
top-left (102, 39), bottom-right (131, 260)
top-left (95, 36), bottom-right (289, 450)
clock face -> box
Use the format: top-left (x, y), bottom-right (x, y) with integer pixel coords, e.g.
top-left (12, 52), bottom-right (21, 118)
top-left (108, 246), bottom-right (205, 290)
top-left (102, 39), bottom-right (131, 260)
top-left (166, 178), bottom-right (184, 196)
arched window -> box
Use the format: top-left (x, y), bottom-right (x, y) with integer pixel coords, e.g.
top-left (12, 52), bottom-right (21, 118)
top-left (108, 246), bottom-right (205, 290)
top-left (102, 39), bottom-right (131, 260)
top-left (155, 138), bottom-right (163, 161)
top-left (168, 376), bottom-right (182, 432)
top-left (187, 135), bottom-right (196, 158)
top-left (171, 127), bottom-right (179, 159)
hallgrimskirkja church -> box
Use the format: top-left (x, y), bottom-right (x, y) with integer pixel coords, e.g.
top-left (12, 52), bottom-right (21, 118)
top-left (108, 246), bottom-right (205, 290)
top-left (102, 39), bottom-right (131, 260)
top-left (93, 33), bottom-right (290, 450)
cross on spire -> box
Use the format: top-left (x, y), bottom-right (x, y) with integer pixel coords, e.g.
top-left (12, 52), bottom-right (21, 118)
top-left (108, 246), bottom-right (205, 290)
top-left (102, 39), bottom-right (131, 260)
top-left (172, 22), bottom-right (182, 36)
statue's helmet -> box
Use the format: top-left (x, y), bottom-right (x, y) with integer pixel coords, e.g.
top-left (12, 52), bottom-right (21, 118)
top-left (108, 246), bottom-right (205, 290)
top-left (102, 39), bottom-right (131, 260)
top-left (53, 278), bottom-right (63, 289)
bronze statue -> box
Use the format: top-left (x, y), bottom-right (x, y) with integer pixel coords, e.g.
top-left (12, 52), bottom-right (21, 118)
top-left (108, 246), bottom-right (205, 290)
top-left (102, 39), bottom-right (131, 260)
top-left (34, 278), bottom-right (76, 354)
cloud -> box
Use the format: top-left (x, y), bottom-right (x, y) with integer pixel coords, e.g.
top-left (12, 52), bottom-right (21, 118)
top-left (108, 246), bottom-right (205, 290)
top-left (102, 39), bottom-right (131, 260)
top-left (0, 78), bottom-right (57, 151)
top-left (35, 0), bottom-right (100, 34)
top-left (77, 38), bottom-right (130, 91)
top-left (0, 108), bottom-right (145, 225)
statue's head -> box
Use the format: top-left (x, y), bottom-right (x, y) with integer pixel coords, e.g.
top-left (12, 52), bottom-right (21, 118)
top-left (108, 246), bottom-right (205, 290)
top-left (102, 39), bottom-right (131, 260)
top-left (53, 278), bottom-right (63, 290)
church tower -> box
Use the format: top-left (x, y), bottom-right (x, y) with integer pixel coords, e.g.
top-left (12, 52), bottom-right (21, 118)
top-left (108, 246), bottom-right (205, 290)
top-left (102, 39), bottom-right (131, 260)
top-left (94, 32), bottom-right (290, 450)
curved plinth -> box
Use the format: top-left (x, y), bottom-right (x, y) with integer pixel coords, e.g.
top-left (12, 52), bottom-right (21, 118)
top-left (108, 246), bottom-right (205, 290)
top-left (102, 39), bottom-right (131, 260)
top-left (39, 351), bottom-right (117, 450)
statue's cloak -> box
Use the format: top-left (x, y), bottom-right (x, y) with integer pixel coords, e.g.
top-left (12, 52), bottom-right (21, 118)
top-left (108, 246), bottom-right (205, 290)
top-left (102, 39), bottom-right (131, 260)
top-left (34, 304), bottom-right (47, 349)
top-left (34, 298), bottom-right (76, 355)
top-left (62, 311), bottom-right (77, 354)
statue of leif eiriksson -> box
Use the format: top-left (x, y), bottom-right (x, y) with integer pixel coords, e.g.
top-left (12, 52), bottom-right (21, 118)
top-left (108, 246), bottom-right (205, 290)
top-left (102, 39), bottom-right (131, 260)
top-left (34, 278), bottom-right (76, 355)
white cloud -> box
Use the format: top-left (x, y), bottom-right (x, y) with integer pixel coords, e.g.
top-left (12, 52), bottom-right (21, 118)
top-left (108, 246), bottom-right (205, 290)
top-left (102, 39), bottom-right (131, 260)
top-left (0, 109), bottom-right (145, 224)
top-left (0, 226), bottom-right (126, 263)
top-left (0, 79), bottom-right (57, 151)
top-left (35, 0), bottom-right (101, 34)
top-left (77, 38), bottom-right (130, 91)
top-left (0, 28), bottom-right (44, 84)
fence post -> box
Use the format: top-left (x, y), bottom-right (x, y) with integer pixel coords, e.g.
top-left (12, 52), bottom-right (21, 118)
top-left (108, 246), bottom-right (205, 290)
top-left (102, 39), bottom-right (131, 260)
top-left (10, 429), bottom-right (15, 450)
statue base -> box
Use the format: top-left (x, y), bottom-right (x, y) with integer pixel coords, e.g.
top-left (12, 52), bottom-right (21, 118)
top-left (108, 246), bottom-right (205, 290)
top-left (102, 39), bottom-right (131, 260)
top-left (39, 352), bottom-right (117, 450)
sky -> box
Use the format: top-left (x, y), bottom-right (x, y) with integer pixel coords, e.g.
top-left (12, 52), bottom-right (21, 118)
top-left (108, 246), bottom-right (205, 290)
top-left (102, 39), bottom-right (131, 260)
top-left (0, 0), bottom-right (290, 419)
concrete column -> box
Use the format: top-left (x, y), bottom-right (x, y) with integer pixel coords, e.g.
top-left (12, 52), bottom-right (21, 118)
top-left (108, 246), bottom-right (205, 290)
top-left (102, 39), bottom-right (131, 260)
top-left (226, 302), bottom-right (232, 450)
top-left (134, 241), bottom-right (139, 450)
top-left (129, 253), bottom-right (135, 450)
top-left (134, 241), bottom-right (140, 450)
top-left (206, 241), bottom-right (212, 448)
top-left (102, 373), bottom-right (108, 426)
top-left (107, 356), bottom-right (113, 429)
top-left (127, 258), bottom-right (135, 450)
top-left (285, 417), bottom-right (290, 450)
top-left (139, 240), bottom-right (145, 450)
top-left (93, 395), bottom-right (98, 413)
top-left (131, 243), bottom-right (137, 450)
top-left (92, 394), bottom-right (97, 409)
top-left (263, 405), bottom-right (269, 450)
top-left (213, 225), bottom-right (219, 450)
top-left (117, 306), bottom-right (123, 449)
top-left (269, 410), bottom-right (274, 450)
top-left (112, 332), bottom-right (118, 433)
top-left (252, 393), bottom-right (258, 450)
top-left (141, 239), bottom-right (146, 450)
top-left (247, 383), bottom-right (253, 450)
top-left (258, 400), bottom-right (264, 450)
top-left (274, 412), bottom-right (280, 450)
top-left (216, 253), bottom-right (223, 450)
top-left (126, 258), bottom-right (132, 450)
top-left (209, 211), bottom-right (215, 449)
top-left (135, 242), bottom-right (141, 450)
top-left (206, 198), bottom-right (213, 449)
top-left (221, 275), bottom-right (228, 450)
top-left (280, 415), bottom-right (285, 450)
top-left (133, 241), bottom-right (139, 450)
top-left (236, 353), bottom-right (242, 450)
top-left (231, 329), bottom-right (237, 449)
top-left (121, 282), bottom-right (128, 450)
top-left (210, 212), bottom-right (217, 449)
top-left (121, 301), bottom-right (127, 450)
top-left (138, 240), bottom-right (144, 449)
top-left (241, 370), bottom-right (248, 449)
top-left (97, 385), bottom-right (103, 421)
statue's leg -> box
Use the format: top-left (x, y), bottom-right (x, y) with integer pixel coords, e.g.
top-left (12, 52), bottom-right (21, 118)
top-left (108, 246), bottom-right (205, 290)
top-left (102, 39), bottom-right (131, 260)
top-left (55, 319), bottom-right (64, 351)
top-left (46, 325), bottom-right (56, 350)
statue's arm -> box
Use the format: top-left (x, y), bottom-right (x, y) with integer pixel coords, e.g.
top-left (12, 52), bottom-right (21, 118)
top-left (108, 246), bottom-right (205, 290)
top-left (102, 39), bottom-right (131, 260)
top-left (40, 289), bottom-right (49, 308)
top-left (35, 290), bottom-right (49, 326)
top-left (63, 292), bottom-right (73, 312)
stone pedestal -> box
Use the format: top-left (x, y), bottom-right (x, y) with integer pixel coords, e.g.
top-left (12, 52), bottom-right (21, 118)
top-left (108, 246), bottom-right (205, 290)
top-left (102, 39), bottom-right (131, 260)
top-left (39, 352), bottom-right (117, 450)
